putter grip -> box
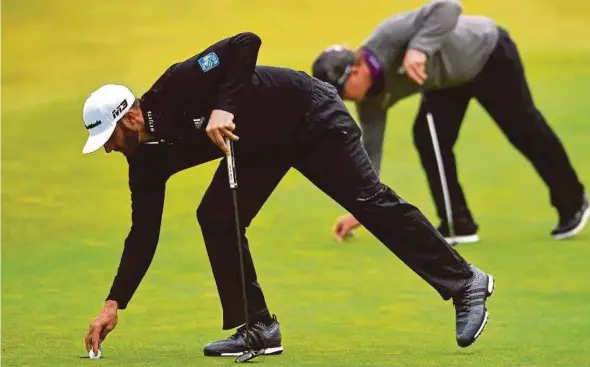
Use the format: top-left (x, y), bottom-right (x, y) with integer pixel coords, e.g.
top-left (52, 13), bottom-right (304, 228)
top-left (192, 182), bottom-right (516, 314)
top-left (225, 138), bottom-right (237, 189)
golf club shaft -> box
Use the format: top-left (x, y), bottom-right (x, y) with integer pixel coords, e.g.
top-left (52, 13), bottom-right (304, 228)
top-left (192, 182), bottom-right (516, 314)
top-left (225, 139), bottom-right (252, 337)
top-left (421, 92), bottom-right (455, 238)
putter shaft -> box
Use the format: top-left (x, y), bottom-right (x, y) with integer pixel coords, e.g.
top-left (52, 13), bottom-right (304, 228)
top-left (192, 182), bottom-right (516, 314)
top-left (421, 91), bottom-right (455, 238)
top-left (225, 139), bottom-right (261, 363)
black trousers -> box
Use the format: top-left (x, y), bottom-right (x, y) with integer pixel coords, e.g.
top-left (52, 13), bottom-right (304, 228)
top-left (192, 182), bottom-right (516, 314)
top-left (197, 80), bottom-right (472, 330)
top-left (414, 27), bottom-right (585, 224)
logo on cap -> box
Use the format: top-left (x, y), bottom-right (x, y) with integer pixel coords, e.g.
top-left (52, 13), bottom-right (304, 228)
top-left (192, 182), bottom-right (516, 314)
top-left (85, 120), bottom-right (102, 130)
top-left (111, 99), bottom-right (128, 119)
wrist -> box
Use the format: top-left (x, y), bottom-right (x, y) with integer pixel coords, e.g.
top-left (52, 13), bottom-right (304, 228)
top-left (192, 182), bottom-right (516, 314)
top-left (212, 108), bottom-right (234, 117)
top-left (212, 106), bottom-right (236, 118)
top-left (407, 46), bottom-right (430, 58)
top-left (104, 300), bottom-right (119, 311)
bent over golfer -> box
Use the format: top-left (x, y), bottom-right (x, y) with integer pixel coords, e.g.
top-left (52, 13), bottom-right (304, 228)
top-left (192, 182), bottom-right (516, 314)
top-left (81, 32), bottom-right (495, 359)
top-left (312, 0), bottom-right (588, 244)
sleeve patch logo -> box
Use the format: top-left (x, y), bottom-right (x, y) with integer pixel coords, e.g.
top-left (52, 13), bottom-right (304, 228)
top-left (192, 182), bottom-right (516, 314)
top-left (198, 52), bottom-right (220, 72)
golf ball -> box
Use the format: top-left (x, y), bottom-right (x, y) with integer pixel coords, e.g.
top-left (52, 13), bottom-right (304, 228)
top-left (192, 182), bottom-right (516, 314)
top-left (89, 349), bottom-right (102, 359)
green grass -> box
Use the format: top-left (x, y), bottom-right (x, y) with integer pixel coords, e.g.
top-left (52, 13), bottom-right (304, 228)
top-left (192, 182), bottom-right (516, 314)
top-left (2, 0), bottom-right (590, 366)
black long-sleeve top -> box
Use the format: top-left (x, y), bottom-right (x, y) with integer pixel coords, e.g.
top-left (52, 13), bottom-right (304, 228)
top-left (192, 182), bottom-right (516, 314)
top-left (104, 32), bottom-right (315, 308)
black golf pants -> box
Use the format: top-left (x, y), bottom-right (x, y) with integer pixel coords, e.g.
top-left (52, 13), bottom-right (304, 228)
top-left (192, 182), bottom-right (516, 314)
top-left (413, 27), bottom-right (585, 224)
top-left (197, 80), bottom-right (474, 330)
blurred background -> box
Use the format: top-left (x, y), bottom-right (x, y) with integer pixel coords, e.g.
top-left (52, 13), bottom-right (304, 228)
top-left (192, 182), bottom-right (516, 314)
top-left (2, 1), bottom-right (589, 366)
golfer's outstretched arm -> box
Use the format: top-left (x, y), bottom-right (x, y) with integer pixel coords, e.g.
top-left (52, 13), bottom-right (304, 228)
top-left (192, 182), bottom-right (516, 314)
top-left (105, 178), bottom-right (166, 309)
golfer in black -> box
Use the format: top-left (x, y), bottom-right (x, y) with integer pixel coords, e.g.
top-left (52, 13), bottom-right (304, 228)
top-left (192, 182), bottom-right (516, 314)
top-left (82, 32), bottom-right (494, 358)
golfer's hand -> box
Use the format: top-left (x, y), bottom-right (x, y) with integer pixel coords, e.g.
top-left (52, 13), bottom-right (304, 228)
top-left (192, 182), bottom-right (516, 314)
top-left (333, 214), bottom-right (361, 242)
top-left (403, 49), bottom-right (428, 85)
top-left (206, 109), bottom-right (239, 154)
top-left (85, 300), bottom-right (119, 355)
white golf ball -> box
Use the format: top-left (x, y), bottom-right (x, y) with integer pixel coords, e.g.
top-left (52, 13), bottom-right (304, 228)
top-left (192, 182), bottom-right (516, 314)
top-left (88, 349), bottom-right (102, 359)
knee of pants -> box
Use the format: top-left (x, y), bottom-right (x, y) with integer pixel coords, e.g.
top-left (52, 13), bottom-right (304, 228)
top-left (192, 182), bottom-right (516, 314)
top-left (413, 123), bottom-right (458, 160)
top-left (353, 183), bottom-right (408, 210)
top-left (196, 200), bottom-right (234, 235)
top-left (413, 123), bottom-right (433, 152)
top-left (504, 116), bottom-right (553, 152)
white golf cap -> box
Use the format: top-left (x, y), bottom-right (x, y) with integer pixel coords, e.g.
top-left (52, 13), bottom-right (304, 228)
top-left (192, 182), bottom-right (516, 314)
top-left (82, 84), bottom-right (136, 154)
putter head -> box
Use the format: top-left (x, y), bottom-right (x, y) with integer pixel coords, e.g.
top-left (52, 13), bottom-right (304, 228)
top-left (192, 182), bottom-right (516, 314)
top-left (235, 349), bottom-right (263, 363)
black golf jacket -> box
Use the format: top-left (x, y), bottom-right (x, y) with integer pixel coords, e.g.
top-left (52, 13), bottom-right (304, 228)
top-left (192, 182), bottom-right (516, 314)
top-left (105, 32), bottom-right (314, 308)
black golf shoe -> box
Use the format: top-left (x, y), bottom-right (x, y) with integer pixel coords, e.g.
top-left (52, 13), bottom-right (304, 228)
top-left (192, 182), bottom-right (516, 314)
top-left (551, 194), bottom-right (590, 240)
top-left (453, 265), bottom-right (495, 348)
top-left (438, 217), bottom-right (479, 245)
top-left (203, 315), bottom-right (283, 357)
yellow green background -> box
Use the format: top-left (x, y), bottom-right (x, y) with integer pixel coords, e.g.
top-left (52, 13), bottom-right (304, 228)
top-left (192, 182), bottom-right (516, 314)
top-left (2, 1), bottom-right (589, 366)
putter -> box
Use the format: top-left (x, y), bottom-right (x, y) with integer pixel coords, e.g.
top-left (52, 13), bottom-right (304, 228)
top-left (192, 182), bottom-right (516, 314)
top-left (225, 138), bottom-right (263, 363)
top-left (420, 91), bottom-right (456, 245)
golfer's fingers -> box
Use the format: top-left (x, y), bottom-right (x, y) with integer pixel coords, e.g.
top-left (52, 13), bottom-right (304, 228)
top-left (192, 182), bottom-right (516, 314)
top-left (402, 57), bottom-right (412, 72)
top-left (223, 121), bottom-right (236, 132)
top-left (213, 130), bottom-right (229, 154)
top-left (407, 66), bottom-right (424, 85)
top-left (406, 67), bottom-right (419, 84)
top-left (416, 63), bottom-right (428, 82)
top-left (206, 128), bottom-right (217, 145)
top-left (412, 65), bottom-right (425, 84)
top-left (206, 128), bottom-right (224, 151)
top-left (221, 128), bottom-right (239, 141)
top-left (85, 324), bottom-right (99, 351)
top-left (84, 330), bottom-right (92, 352)
top-left (403, 58), bottom-right (417, 69)
top-left (333, 221), bottom-right (346, 242)
top-left (99, 328), bottom-right (109, 343)
top-left (89, 327), bottom-right (101, 354)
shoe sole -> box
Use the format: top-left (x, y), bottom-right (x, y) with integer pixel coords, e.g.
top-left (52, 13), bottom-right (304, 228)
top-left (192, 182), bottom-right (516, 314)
top-left (462, 274), bottom-right (495, 348)
top-left (445, 234), bottom-right (479, 245)
top-left (551, 205), bottom-right (590, 240)
top-left (205, 346), bottom-right (284, 357)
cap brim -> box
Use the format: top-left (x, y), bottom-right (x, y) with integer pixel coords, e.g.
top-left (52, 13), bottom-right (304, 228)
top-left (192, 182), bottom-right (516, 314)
top-left (82, 124), bottom-right (117, 154)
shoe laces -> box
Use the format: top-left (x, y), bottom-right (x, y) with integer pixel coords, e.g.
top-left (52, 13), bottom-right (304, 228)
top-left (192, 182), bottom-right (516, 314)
top-left (231, 322), bottom-right (265, 346)
top-left (453, 287), bottom-right (486, 318)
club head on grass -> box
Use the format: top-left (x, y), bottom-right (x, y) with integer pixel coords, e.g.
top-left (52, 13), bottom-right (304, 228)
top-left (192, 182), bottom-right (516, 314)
top-left (235, 349), bottom-right (263, 363)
